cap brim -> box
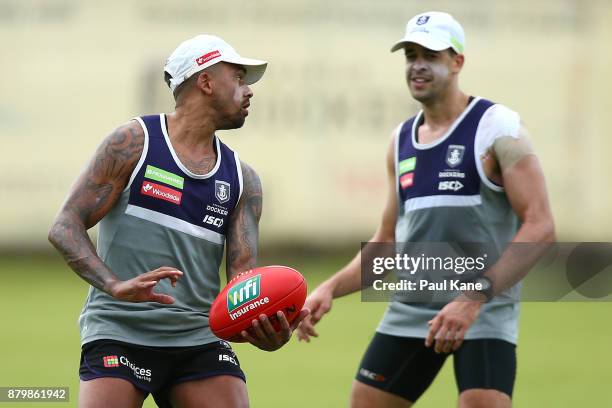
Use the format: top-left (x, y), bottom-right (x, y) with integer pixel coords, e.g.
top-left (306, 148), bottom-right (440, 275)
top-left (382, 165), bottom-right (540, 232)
top-left (390, 32), bottom-right (450, 53)
top-left (224, 56), bottom-right (268, 85)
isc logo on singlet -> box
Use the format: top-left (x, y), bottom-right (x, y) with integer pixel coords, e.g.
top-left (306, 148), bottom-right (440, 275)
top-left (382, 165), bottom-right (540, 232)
top-left (438, 180), bottom-right (464, 191)
top-left (203, 214), bottom-right (224, 228)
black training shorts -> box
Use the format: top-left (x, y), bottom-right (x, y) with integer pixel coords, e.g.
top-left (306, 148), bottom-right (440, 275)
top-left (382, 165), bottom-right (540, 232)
top-left (80, 339), bottom-right (245, 407)
top-left (355, 332), bottom-right (516, 403)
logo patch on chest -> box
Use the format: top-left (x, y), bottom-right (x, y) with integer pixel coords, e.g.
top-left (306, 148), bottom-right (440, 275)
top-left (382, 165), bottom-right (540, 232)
top-left (399, 157), bottom-right (417, 175)
top-left (399, 156), bottom-right (416, 189)
top-left (215, 180), bottom-right (231, 204)
top-left (144, 165), bottom-right (184, 189)
top-left (203, 214), bottom-right (224, 228)
top-left (141, 181), bottom-right (182, 205)
top-left (438, 180), bottom-right (464, 192)
top-left (445, 145), bottom-right (465, 168)
top-left (400, 173), bottom-right (414, 189)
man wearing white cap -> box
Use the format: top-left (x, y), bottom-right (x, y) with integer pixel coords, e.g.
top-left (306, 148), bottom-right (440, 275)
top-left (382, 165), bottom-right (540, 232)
top-left (298, 11), bottom-right (554, 407)
top-left (49, 35), bottom-right (308, 407)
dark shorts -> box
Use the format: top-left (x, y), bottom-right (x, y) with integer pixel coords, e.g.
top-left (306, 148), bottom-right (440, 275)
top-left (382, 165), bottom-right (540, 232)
top-left (80, 339), bottom-right (245, 407)
top-left (355, 332), bottom-right (516, 403)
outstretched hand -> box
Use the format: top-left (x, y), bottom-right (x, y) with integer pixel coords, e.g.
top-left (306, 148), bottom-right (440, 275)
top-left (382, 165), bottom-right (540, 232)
top-left (241, 309), bottom-right (310, 352)
top-left (108, 267), bottom-right (183, 304)
top-left (296, 285), bottom-right (333, 342)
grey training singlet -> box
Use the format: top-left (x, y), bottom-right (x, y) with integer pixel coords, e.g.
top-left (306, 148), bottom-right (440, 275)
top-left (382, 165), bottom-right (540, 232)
top-left (79, 114), bottom-right (243, 347)
top-left (377, 97), bottom-right (522, 344)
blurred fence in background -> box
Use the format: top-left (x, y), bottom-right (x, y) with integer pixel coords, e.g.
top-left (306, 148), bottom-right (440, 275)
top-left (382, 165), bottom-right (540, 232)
top-left (1, 0), bottom-right (610, 250)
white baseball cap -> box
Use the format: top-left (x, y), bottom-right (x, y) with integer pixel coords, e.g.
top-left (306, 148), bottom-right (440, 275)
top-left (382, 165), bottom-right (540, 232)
top-left (390, 11), bottom-right (465, 54)
top-left (164, 34), bottom-right (267, 92)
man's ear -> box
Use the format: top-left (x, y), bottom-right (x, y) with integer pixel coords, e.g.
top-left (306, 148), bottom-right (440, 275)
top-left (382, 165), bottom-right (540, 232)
top-left (196, 71), bottom-right (214, 95)
top-left (453, 53), bottom-right (465, 73)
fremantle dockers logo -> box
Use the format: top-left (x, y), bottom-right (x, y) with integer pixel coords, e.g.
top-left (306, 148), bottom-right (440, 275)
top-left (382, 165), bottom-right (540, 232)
top-left (215, 180), bottom-right (231, 204)
top-left (446, 145), bottom-right (465, 168)
top-left (416, 16), bottom-right (430, 25)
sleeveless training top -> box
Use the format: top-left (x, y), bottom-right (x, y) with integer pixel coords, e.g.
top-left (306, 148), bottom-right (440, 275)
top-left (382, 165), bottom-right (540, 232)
top-left (377, 97), bottom-right (523, 344)
top-left (79, 114), bottom-right (243, 347)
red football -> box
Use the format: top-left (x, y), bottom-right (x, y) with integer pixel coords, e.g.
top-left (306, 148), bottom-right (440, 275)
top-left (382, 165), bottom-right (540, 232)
top-left (209, 265), bottom-right (307, 342)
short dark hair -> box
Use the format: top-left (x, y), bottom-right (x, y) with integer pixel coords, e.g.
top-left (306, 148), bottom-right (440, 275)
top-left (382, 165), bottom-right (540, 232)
top-left (163, 70), bottom-right (197, 101)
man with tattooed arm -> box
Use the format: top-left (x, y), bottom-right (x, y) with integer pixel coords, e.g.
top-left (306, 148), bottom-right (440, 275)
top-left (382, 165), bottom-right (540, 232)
top-left (49, 35), bottom-right (308, 408)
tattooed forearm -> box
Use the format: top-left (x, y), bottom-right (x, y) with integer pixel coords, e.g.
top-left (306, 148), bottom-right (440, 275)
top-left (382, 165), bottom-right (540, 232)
top-left (48, 121), bottom-right (144, 293)
top-left (226, 162), bottom-right (262, 279)
top-left (49, 210), bottom-right (115, 291)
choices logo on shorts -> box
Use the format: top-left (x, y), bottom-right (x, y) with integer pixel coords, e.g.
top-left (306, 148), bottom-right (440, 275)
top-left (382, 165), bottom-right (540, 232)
top-left (103, 355), bottom-right (119, 368)
top-left (102, 355), bottom-right (152, 382)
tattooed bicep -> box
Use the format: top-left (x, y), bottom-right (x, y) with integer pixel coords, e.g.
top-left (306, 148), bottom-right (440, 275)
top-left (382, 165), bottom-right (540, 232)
top-left (240, 162), bottom-right (263, 222)
top-left (225, 162), bottom-right (262, 278)
top-left (62, 120), bottom-right (144, 228)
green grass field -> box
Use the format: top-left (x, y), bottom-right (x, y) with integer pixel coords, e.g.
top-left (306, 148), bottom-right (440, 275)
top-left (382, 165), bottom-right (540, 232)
top-left (1, 254), bottom-right (611, 407)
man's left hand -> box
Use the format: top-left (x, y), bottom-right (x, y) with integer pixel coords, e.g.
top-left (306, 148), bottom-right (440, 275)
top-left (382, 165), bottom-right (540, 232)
top-left (241, 309), bottom-right (310, 351)
top-left (425, 296), bottom-right (484, 353)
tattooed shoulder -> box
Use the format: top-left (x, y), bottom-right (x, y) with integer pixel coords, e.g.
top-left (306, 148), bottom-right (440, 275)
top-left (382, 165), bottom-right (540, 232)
top-left (93, 120), bottom-right (145, 183)
top-left (62, 120), bottom-right (145, 227)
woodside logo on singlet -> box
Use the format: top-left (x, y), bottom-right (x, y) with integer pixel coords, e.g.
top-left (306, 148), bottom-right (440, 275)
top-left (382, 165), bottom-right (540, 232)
top-left (140, 165), bottom-right (184, 205)
top-left (141, 181), bottom-right (182, 204)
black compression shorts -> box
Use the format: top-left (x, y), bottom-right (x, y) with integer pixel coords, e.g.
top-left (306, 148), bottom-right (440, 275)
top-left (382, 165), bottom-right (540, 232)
top-left (355, 332), bottom-right (516, 403)
top-left (80, 339), bottom-right (245, 408)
